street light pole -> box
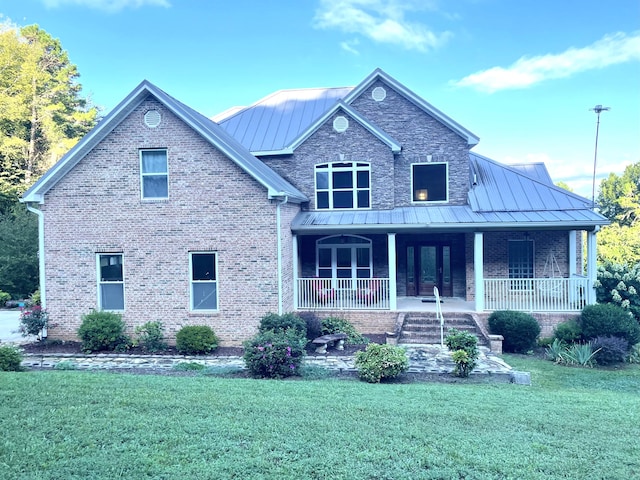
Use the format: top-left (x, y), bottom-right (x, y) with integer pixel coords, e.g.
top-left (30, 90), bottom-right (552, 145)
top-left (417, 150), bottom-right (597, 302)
top-left (590, 104), bottom-right (610, 209)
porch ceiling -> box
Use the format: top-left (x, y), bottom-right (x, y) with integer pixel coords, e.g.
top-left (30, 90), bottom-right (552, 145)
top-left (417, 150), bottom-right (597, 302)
top-left (291, 205), bottom-right (608, 234)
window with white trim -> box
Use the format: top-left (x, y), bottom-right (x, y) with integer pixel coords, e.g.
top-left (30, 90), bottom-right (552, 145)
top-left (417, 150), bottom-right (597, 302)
top-left (315, 162), bottom-right (371, 209)
top-left (140, 149), bottom-right (168, 199)
top-left (411, 163), bottom-right (448, 203)
top-left (509, 240), bottom-right (534, 289)
top-left (316, 235), bottom-right (372, 280)
top-left (190, 252), bottom-right (218, 311)
top-left (97, 254), bottom-right (124, 311)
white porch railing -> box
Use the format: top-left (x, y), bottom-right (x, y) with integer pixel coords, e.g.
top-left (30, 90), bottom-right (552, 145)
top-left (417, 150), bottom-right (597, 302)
top-left (484, 276), bottom-right (589, 312)
top-left (296, 278), bottom-right (390, 310)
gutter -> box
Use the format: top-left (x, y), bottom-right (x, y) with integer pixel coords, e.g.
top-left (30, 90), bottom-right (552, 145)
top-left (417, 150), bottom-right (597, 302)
top-left (24, 202), bottom-right (47, 338)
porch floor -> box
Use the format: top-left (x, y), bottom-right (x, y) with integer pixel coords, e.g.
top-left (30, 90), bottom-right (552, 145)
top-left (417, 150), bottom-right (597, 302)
top-left (396, 296), bottom-right (476, 312)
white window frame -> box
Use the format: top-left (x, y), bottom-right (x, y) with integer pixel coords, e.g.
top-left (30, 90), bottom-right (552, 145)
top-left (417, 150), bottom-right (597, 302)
top-left (96, 253), bottom-right (125, 311)
top-left (315, 235), bottom-right (373, 282)
top-left (315, 162), bottom-right (371, 210)
top-left (189, 252), bottom-right (219, 312)
top-left (140, 149), bottom-right (169, 200)
top-left (508, 239), bottom-right (535, 290)
top-left (410, 162), bottom-right (449, 204)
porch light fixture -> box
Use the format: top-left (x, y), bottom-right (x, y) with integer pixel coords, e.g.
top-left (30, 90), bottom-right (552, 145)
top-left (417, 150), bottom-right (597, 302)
top-left (416, 189), bottom-right (428, 201)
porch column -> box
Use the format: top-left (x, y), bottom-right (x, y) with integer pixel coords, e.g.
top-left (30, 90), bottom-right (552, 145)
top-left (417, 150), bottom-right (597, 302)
top-left (387, 232), bottom-right (397, 310)
top-left (586, 229), bottom-right (598, 304)
top-left (568, 230), bottom-right (577, 277)
top-left (474, 232), bottom-right (484, 312)
top-left (292, 234), bottom-right (299, 309)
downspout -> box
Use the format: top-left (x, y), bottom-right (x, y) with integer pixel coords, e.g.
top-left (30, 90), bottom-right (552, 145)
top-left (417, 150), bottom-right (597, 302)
top-left (275, 193), bottom-right (289, 315)
top-left (25, 202), bottom-right (47, 338)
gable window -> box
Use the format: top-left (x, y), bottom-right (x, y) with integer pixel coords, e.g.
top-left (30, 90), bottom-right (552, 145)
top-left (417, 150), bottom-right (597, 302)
top-left (315, 162), bottom-right (370, 209)
top-left (317, 235), bottom-right (372, 281)
top-left (190, 252), bottom-right (218, 311)
top-left (140, 149), bottom-right (168, 199)
top-left (509, 240), bottom-right (534, 289)
top-left (97, 254), bottom-right (124, 311)
top-left (412, 163), bottom-right (448, 203)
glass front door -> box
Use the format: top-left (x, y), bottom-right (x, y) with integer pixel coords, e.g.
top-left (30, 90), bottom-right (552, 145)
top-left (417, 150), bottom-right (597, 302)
top-left (406, 245), bottom-right (452, 297)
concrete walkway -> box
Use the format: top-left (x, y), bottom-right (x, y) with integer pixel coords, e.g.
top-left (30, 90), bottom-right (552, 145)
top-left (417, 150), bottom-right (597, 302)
top-left (0, 309), bottom-right (27, 343)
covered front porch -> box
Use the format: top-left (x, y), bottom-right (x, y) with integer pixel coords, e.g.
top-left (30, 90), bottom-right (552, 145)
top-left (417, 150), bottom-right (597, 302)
top-left (292, 229), bottom-right (599, 313)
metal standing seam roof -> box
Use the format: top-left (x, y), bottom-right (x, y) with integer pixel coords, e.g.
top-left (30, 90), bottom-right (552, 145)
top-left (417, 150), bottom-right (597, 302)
top-left (217, 86), bottom-right (354, 153)
top-left (21, 80), bottom-right (308, 204)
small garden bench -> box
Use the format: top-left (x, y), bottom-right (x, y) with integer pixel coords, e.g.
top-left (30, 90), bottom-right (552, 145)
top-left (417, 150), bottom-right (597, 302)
top-left (312, 333), bottom-right (348, 354)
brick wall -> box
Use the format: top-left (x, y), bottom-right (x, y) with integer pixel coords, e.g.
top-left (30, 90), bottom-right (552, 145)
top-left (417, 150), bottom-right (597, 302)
top-left (41, 97), bottom-right (293, 346)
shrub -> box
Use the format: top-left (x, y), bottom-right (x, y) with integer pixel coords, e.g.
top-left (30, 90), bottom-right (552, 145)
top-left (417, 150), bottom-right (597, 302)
top-left (545, 338), bottom-right (566, 363)
top-left (0, 345), bottom-right (23, 371)
top-left (592, 336), bottom-right (629, 366)
top-left (134, 321), bottom-right (168, 352)
top-left (580, 303), bottom-right (640, 346)
top-left (561, 342), bottom-right (599, 368)
top-left (243, 330), bottom-right (306, 379)
top-left (488, 310), bottom-right (541, 353)
top-left (596, 262), bottom-right (640, 322)
top-left (258, 312), bottom-right (307, 339)
top-left (18, 305), bottom-right (49, 339)
top-left (445, 328), bottom-right (479, 377)
top-left (628, 343), bottom-right (640, 364)
top-left (322, 316), bottom-right (369, 345)
top-left (354, 343), bottom-right (408, 383)
top-left (77, 311), bottom-right (130, 352)
top-left (0, 290), bottom-right (10, 306)
top-left (553, 320), bottom-right (582, 344)
top-left (175, 325), bottom-right (219, 355)
top-left (30, 289), bottom-right (41, 306)
top-left (297, 311), bottom-right (323, 341)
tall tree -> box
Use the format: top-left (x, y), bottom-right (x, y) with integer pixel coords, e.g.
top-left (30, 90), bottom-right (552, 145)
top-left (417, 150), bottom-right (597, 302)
top-left (0, 23), bottom-right (98, 198)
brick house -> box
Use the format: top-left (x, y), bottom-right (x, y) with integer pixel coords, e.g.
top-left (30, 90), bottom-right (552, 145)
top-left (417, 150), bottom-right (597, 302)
top-left (21, 69), bottom-right (609, 345)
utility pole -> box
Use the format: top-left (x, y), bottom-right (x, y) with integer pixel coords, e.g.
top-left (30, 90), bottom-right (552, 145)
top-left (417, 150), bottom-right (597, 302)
top-left (590, 104), bottom-right (610, 208)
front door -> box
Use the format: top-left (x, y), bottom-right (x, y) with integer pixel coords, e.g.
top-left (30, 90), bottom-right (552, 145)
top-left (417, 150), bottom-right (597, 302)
top-left (406, 245), bottom-right (452, 297)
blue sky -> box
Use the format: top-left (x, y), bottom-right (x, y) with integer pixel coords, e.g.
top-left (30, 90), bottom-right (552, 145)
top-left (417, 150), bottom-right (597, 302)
top-left (2, 0), bottom-right (639, 198)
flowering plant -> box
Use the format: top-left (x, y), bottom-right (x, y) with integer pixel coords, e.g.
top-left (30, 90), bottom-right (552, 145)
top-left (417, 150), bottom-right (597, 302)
top-left (243, 330), bottom-right (306, 379)
top-left (19, 305), bottom-right (49, 340)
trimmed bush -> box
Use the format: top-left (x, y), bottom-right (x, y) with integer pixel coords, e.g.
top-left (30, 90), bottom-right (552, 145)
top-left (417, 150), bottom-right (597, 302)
top-left (258, 312), bottom-right (307, 338)
top-left (445, 328), bottom-right (479, 377)
top-left (77, 310), bottom-right (130, 352)
top-left (0, 290), bottom-right (10, 306)
top-left (354, 343), bottom-right (408, 383)
top-left (553, 320), bottom-right (582, 344)
top-left (0, 345), bottom-right (23, 371)
top-left (175, 325), bottom-right (219, 355)
top-left (297, 311), bottom-right (323, 341)
top-left (488, 310), bottom-right (541, 353)
top-left (580, 303), bottom-right (640, 346)
top-left (134, 321), bottom-right (168, 353)
top-left (243, 330), bottom-right (306, 379)
top-left (592, 336), bottom-right (629, 366)
top-left (322, 316), bottom-right (369, 345)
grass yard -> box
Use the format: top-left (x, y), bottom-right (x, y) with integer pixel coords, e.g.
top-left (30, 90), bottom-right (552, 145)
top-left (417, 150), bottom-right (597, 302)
top-left (1, 357), bottom-right (639, 480)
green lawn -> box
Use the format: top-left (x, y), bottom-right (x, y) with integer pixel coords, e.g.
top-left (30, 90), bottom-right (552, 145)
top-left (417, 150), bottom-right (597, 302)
top-left (1, 357), bottom-right (639, 480)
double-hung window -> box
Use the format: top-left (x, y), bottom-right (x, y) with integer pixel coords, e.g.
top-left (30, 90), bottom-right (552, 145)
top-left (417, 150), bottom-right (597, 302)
top-left (411, 163), bottom-right (448, 203)
top-left (315, 162), bottom-right (370, 209)
top-left (190, 252), bottom-right (218, 311)
top-left (97, 254), bottom-right (124, 310)
top-left (140, 149), bottom-right (168, 199)
top-left (508, 240), bottom-right (534, 290)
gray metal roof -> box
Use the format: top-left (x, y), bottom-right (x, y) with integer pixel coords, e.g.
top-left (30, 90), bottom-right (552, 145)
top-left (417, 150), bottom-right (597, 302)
top-left (22, 80), bottom-right (307, 204)
top-left (217, 68), bottom-right (480, 154)
top-left (218, 87), bottom-right (353, 154)
top-left (292, 204), bottom-right (608, 233)
top-left (508, 162), bottom-right (553, 185)
top-left (468, 153), bottom-right (595, 212)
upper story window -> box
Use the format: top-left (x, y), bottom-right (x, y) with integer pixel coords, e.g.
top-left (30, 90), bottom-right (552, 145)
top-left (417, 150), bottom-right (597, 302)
top-left (315, 162), bottom-right (370, 210)
top-left (140, 149), bottom-right (168, 199)
top-left (411, 163), bottom-right (448, 203)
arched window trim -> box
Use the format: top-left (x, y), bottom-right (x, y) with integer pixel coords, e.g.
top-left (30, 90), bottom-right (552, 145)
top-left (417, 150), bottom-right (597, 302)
top-left (315, 235), bottom-right (373, 280)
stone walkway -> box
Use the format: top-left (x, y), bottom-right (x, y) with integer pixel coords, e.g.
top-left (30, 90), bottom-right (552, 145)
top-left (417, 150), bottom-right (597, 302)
top-left (21, 344), bottom-right (515, 379)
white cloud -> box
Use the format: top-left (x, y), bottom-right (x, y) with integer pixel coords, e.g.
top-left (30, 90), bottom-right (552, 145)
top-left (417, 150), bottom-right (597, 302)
top-left (42, 0), bottom-right (170, 12)
top-left (453, 31), bottom-right (640, 93)
top-left (314, 0), bottom-right (451, 52)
